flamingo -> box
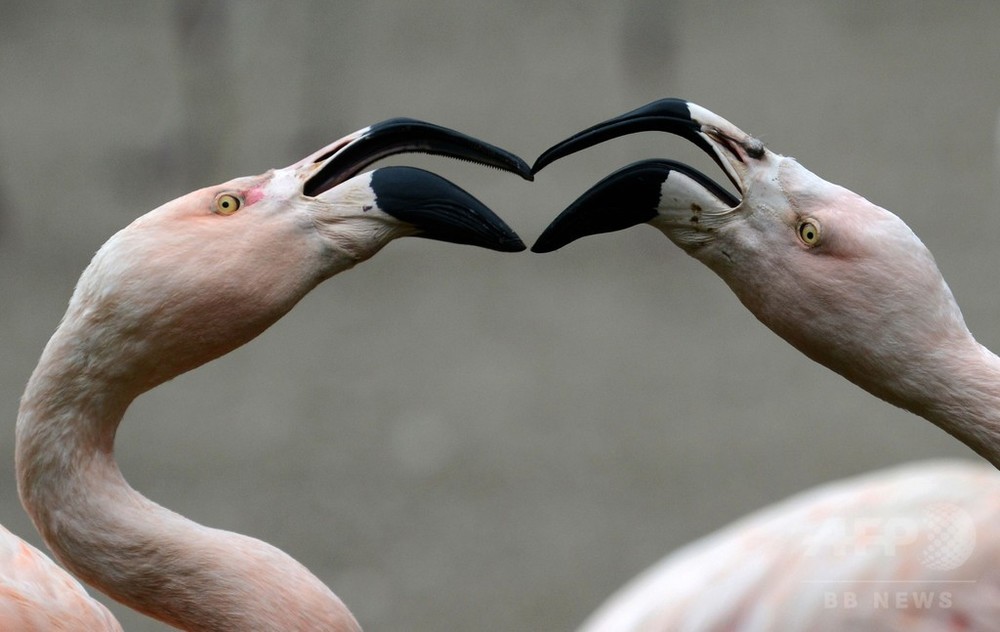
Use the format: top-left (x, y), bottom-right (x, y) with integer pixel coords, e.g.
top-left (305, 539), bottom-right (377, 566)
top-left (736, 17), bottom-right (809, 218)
top-left (0, 522), bottom-right (121, 630)
top-left (11, 117), bottom-right (530, 631)
top-left (531, 99), bottom-right (1000, 630)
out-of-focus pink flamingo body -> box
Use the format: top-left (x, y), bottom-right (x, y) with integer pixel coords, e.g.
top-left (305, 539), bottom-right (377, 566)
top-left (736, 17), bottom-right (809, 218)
top-left (0, 524), bottom-right (120, 630)
top-left (578, 461), bottom-right (1000, 631)
top-left (533, 99), bottom-right (1000, 630)
top-left (10, 118), bottom-right (528, 630)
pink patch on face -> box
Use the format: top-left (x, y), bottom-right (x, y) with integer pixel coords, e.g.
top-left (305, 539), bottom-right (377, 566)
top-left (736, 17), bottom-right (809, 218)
top-left (243, 186), bottom-right (266, 207)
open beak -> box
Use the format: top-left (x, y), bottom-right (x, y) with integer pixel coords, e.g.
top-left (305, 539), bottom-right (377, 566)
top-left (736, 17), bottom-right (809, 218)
top-left (531, 98), bottom-right (761, 253)
top-left (297, 118), bottom-right (531, 252)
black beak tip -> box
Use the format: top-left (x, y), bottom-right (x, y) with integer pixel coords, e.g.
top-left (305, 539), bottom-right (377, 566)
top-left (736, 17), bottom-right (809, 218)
top-left (371, 166), bottom-right (526, 253)
top-left (529, 157), bottom-right (549, 177)
top-left (531, 160), bottom-right (678, 254)
top-left (500, 236), bottom-right (529, 253)
top-left (529, 233), bottom-right (565, 254)
top-left (370, 117), bottom-right (535, 183)
top-left (511, 158), bottom-right (535, 182)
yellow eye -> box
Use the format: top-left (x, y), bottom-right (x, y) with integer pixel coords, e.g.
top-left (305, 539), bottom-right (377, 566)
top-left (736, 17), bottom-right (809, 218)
top-left (797, 220), bottom-right (820, 246)
top-left (214, 193), bottom-right (242, 215)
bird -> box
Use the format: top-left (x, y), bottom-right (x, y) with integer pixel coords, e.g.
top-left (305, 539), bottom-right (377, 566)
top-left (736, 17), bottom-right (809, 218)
top-left (12, 117), bottom-right (530, 631)
top-left (577, 460), bottom-right (998, 632)
top-left (0, 522), bottom-right (121, 630)
top-left (531, 99), bottom-right (1000, 630)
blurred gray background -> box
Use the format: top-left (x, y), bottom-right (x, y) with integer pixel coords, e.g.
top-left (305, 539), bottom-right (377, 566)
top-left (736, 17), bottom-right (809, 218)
top-left (2, 1), bottom-right (1000, 629)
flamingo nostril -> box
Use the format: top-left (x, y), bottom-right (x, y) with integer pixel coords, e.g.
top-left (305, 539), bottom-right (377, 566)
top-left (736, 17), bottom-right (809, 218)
top-left (745, 137), bottom-right (765, 159)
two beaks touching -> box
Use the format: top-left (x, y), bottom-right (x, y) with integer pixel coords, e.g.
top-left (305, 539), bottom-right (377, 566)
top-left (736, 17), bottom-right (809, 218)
top-left (212, 98), bottom-right (753, 257)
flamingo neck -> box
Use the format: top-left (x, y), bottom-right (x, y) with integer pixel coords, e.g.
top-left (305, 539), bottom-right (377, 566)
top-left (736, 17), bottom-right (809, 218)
top-left (910, 340), bottom-right (1000, 469)
top-left (16, 319), bottom-right (361, 631)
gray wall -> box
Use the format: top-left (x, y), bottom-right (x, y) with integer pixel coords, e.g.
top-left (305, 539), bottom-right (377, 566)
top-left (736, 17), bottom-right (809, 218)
top-left (2, 2), bottom-right (999, 629)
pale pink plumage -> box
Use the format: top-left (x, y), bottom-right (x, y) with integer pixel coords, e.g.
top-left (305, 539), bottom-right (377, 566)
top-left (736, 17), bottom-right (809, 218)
top-left (9, 119), bottom-right (526, 630)
top-left (533, 99), bottom-right (1000, 630)
top-left (0, 524), bottom-right (120, 631)
top-left (578, 461), bottom-right (1000, 632)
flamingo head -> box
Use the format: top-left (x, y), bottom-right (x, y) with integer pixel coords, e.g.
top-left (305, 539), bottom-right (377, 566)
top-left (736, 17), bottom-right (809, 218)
top-left (59, 119), bottom-right (529, 392)
top-left (531, 99), bottom-right (974, 416)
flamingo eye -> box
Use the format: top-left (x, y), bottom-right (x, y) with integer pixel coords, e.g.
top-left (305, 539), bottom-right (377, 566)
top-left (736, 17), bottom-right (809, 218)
top-left (214, 193), bottom-right (242, 215)
top-left (797, 220), bottom-right (820, 246)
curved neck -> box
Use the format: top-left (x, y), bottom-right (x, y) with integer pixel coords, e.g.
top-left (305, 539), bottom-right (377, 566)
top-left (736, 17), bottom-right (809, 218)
top-left (16, 322), bottom-right (361, 631)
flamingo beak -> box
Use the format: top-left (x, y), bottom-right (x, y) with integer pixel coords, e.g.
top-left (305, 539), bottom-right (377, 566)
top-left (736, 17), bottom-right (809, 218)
top-left (531, 99), bottom-right (760, 253)
top-left (366, 165), bottom-right (528, 251)
top-left (531, 98), bottom-right (757, 188)
top-left (531, 159), bottom-right (739, 253)
top-left (299, 118), bottom-right (531, 252)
